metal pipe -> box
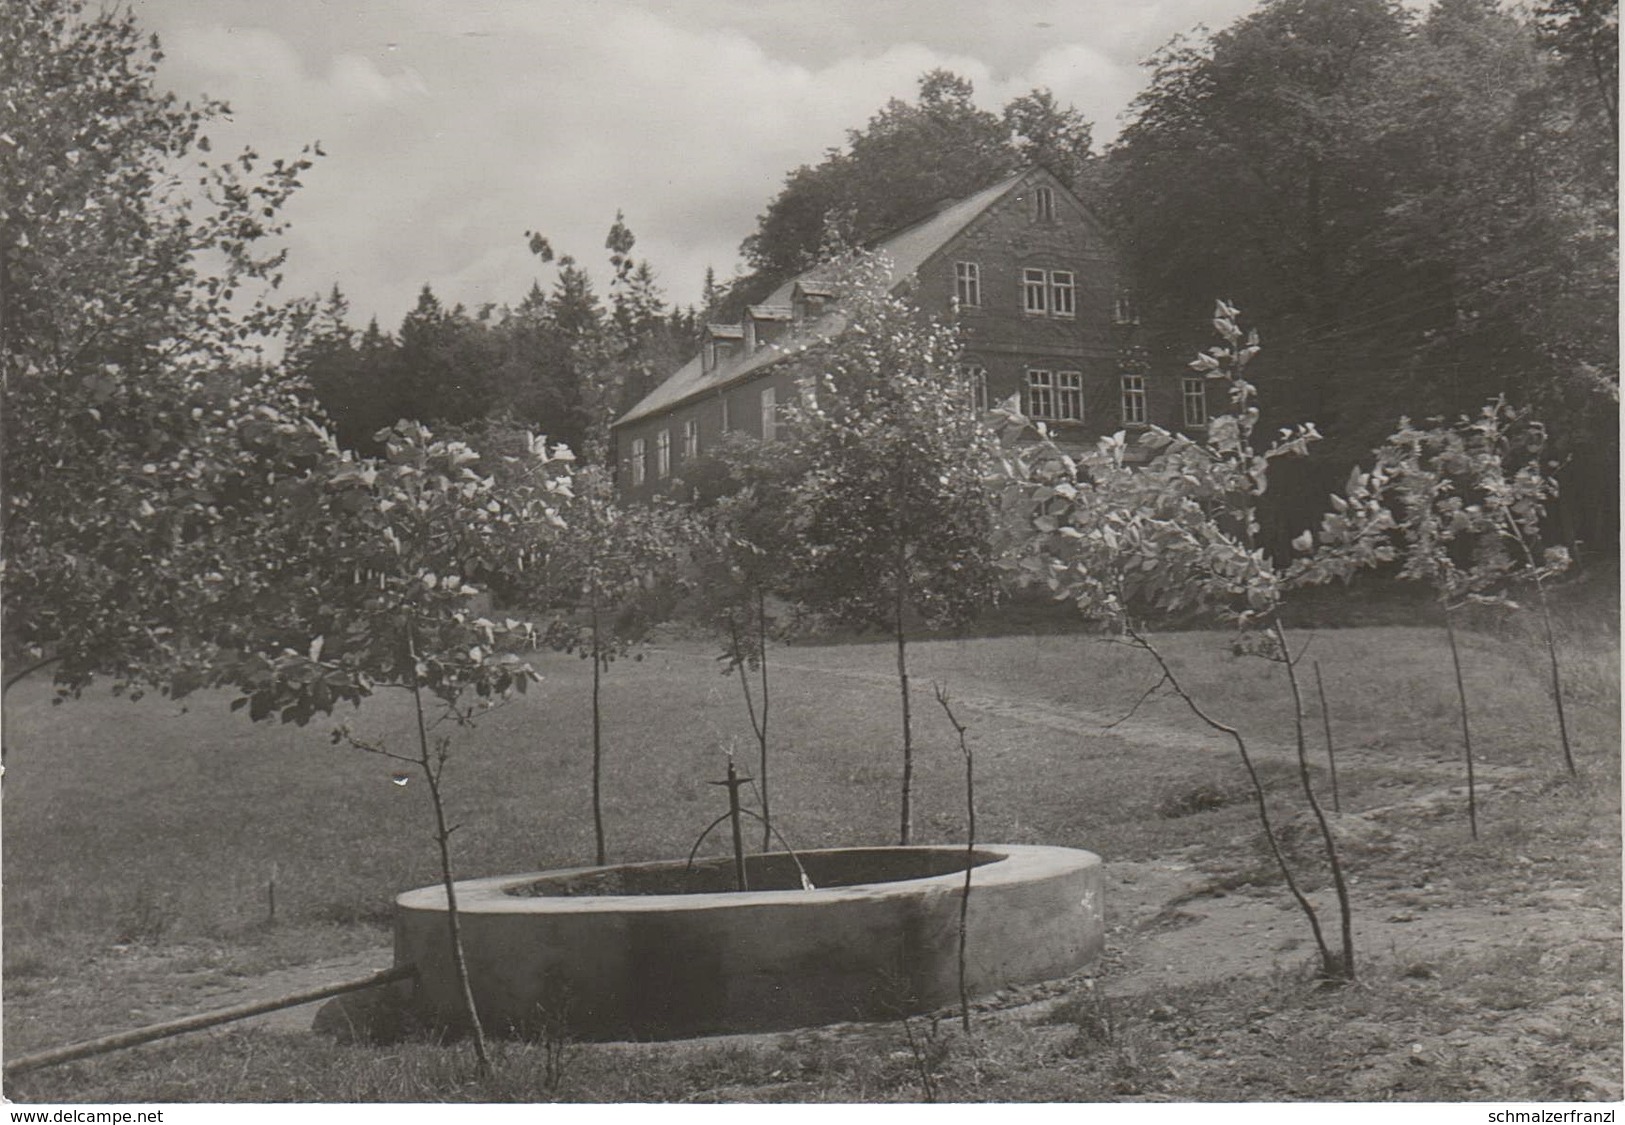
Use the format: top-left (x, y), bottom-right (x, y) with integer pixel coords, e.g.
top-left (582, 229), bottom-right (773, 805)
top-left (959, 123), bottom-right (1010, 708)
top-left (4, 963), bottom-right (417, 1076)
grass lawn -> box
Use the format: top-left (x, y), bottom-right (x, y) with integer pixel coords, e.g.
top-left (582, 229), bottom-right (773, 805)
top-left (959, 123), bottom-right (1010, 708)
top-left (3, 607), bottom-right (1619, 1102)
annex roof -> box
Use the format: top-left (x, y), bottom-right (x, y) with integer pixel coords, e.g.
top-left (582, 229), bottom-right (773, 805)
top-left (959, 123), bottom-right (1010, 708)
top-left (614, 170), bottom-right (1033, 429)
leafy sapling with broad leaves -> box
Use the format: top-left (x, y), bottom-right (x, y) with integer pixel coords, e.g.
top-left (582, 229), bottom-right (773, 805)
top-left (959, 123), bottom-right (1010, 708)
top-left (686, 436), bottom-right (805, 851)
top-left (1457, 401), bottom-right (1576, 776)
top-left (1374, 401), bottom-right (1575, 810)
top-left (1, 2), bottom-right (324, 704)
top-left (527, 463), bottom-right (686, 866)
top-left (999, 302), bottom-right (1373, 984)
top-left (221, 421), bottom-right (575, 1077)
top-left (784, 251), bottom-right (1003, 846)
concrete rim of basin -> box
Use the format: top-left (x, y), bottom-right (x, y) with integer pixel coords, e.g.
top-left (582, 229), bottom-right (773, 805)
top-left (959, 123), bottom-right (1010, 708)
top-left (395, 844), bottom-right (1104, 1040)
top-left (396, 843), bottom-right (1094, 912)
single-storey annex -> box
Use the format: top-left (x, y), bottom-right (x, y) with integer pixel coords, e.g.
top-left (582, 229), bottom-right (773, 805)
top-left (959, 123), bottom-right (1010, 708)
top-left (611, 166), bottom-right (1207, 498)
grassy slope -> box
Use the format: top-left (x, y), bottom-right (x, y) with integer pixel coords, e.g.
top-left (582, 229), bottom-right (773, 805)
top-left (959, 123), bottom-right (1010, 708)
top-left (3, 614), bottom-right (1618, 1102)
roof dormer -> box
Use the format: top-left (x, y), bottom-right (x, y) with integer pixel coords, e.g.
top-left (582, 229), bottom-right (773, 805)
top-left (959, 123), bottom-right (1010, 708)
top-left (702, 323), bottom-right (744, 373)
top-left (792, 282), bottom-right (835, 328)
top-left (745, 304), bottom-right (793, 352)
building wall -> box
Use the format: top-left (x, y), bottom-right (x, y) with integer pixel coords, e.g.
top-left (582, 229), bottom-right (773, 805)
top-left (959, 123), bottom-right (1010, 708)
top-left (615, 365), bottom-right (805, 499)
top-left (614, 171), bottom-right (1200, 499)
top-left (912, 171), bottom-right (1197, 443)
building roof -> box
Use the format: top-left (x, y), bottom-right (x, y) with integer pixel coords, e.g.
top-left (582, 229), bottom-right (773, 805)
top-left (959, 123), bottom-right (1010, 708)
top-left (614, 170), bottom-right (1033, 429)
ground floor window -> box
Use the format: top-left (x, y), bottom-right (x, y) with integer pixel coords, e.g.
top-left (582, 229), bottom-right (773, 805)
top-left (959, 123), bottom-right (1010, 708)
top-left (1121, 374), bottom-right (1147, 425)
top-left (760, 386), bottom-right (777, 441)
top-left (683, 418), bottom-right (699, 460)
top-left (1183, 377), bottom-right (1208, 426)
top-left (630, 438), bottom-right (646, 485)
top-left (1026, 369), bottom-right (1082, 422)
top-left (958, 364), bottom-right (989, 413)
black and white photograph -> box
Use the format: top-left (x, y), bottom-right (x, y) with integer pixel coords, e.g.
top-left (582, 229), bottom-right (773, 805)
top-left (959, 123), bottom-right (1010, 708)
top-left (2, 0), bottom-right (1619, 1112)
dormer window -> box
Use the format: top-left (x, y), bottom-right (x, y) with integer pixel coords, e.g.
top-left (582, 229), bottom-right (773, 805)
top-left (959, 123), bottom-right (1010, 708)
top-left (1035, 186), bottom-right (1055, 222)
top-left (702, 323), bottom-right (744, 372)
top-left (793, 282), bottom-right (835, 326)
top-left (746, 305), bottom-right (792, 352)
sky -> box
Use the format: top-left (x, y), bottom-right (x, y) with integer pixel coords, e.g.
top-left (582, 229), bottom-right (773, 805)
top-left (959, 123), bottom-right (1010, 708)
top-left (131, 0), bottom-right (1263, 329)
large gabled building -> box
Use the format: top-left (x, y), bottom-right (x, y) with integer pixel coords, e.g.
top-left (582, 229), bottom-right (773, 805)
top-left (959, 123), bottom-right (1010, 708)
top-left (612, 167), bottom-right (1206, 497)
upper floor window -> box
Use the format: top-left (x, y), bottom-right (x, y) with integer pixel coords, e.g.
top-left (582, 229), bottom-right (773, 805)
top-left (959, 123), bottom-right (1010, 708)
top-left (683, 418), bottom-right (699, 460)
top-left (630, 438), bottom-right (647, 486)
top-left (1121, 374), bottom-right (1147, 426)
top-left (1035, 186), bottom-right (1055, 222)
top-left (1050, 270), bottom-right (1076, 318)
top-left (760, 386), bottom-right (777, 442)
top-left (1026, 369), bottom-right (1083, 422)
top-left (1024, 268), bottom-right (1076, 317)
top-left (1113, 292), bottom-right (1139, 325)
top-left (1183, 377), bottom-right (1208, 427)
top-left (1023, 268), bottom-right (1048, 315)
top-left (656, 428), bottom-right (672, 478)
top-left (954, 262), bottom-right (981, 308)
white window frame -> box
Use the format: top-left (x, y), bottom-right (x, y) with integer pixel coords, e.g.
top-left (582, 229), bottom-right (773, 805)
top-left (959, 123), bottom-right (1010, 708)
top-left (720, 396), bottom-right (731, 433)
top-left (1035, 185), bottom-right (1055, 222)
top-left (1056, 371), bottom-right (1083, 421)
top-left (760, 386), bottom-right (777, 441)
top-left (1025, 369), bottom-right (1054, 420)
top-left (630, 438), bottom-right (647, 486)
top-left (1183, 377), bottom-right (1208, 427)
top-left (656, 428), bottom-right (672, 478)
top-left (1027, 369), bottom-right (1084, 422)
top-left (1023, 268), bottom-right (1048, 315)
top-left (1121, 374), bottom-right (1147, 426)
top-left (957, 364), bottom-right (989, 414)
top-left (954, 261), bottom-right (981, 308)
top-left (683, 417), bottom-right (699, 460)
top-left (1050, 270), bottom-right (1075, 318)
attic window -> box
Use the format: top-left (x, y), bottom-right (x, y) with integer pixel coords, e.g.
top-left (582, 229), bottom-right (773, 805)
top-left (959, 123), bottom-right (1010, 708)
top-left (1035, 186), bottom-right (1055, 222)
top-left (703, 324), bottom-right (744, 371)
top-left (747, 305), bottom-right (792, 351)
top-left (954, 262), bottom-right (981, 308)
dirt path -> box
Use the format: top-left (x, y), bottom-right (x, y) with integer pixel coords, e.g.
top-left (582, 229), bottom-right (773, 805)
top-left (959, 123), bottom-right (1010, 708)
top-left (756, 651), bottom-right (1534, 786)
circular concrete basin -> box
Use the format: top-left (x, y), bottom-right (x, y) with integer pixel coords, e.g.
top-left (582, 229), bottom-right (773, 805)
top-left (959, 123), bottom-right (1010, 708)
top-left (395, 844), bottom-right (1103, 1040)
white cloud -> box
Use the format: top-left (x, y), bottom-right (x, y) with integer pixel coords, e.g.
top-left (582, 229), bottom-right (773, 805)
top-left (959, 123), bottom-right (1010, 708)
top-left (131, 0), bottom-right (1261, 327)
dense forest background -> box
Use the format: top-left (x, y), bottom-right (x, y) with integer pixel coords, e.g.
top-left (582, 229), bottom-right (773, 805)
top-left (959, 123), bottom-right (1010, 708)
top-left (289, 0), bottom-right (1617, 555)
